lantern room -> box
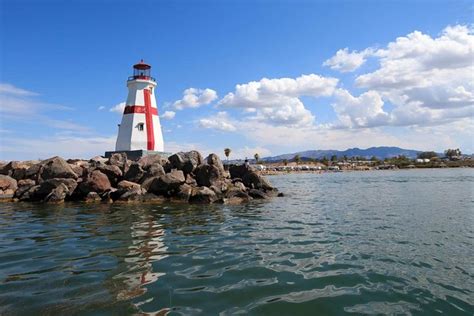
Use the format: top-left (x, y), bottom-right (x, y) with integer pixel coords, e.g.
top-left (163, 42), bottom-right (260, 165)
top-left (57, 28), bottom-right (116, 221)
top-left (129, 59), bottom-right (155, 81)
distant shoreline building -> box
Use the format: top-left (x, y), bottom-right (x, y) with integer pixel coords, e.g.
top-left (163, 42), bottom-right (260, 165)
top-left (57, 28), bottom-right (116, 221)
top-left (106, 60), bottom-right (168, 159)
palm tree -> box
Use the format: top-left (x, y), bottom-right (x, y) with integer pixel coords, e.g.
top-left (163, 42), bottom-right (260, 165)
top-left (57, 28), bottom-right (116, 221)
top-left (254, 153), bottom-right (260, 164)
top-left (224, 148), bottom-right (231, 163)
top-left (293, 154), bottom-right (301, 164)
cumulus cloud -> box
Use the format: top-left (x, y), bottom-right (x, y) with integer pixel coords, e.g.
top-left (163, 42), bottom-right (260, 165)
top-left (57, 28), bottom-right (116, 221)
top-left (109, 102), bottom-right (126, 114)
top-left (161, 110), bottom-right (176, 120)
top-left (173, 88), bottom-right (218, 110)
top-left (332, 89), bottom-right (389, 128)
top-left (323, 48), bottom-right (374, 72)
top-left (198, 112), bottom-right (237, 132)
top-left (219, 74), bottom-right (338, 127)
top-left (324, 25), bottom-right (474, 129)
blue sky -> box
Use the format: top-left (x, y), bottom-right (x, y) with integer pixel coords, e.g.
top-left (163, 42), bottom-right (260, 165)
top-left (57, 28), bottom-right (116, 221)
top-left (1, 0), bottom-right (473, 160)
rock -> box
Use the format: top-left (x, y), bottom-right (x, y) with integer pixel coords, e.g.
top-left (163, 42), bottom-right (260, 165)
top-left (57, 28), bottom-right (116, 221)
top-left (1, 161), bottom-right (36, 181)
top-left (69, 164), bottom-right (85, 178)
top-left (138, 154), bottom-right (169, 169)
top-left (44, 183), bottom-right (69, 203)
top-left (89, 156), bottom-right (108, 164)
top-left (175, 183), bottom-right (193, 202)
top-left (0, 175), bottom-right (17, 191)
top-left (168, 151), bottom-right (203, 175)
top-left (108, 153), bottom-right (129, 173)
top-left (85, 191), bottom-right (101, 202)
top-left (185, 174), bottom-right (197, 186)
top-left (248, 189), bottom-right (268, 199)
top-left (140, 176), bottom-right (158, 191)
top-left (277, 192), bottom-right (284, 197)
top-left (189, 186), bottom-right (218, 204)
top-left (40, 156), bottom-right (78, 180)
top-left (21, 178), bottom-right (79, 202)
top-left (143, 164), bottom-right (165, 179)
top-left (194, 164), bottom-right (223, 187)
top-left (242, 170), bottom-right (274, 191)
top-left (206, 153), bottom-right (225, 176)
top-left (142, 193), bottom-right (167, 203)
top-left (77, 170), bottom-right (111, 196)
top-left (149, 170), bottom-right (185, 196)
top-left (233, 181), bottom-right (246, 191)
top-left (18, 185), bottom-right (40, 201)
top-left (229, 164), bottom-right (249, 180)
top-left (15, 179), bottom-right (36, 198)
top-left (113, 181), bottom-right (145, 202)
top-left (96, 164), bottom-right (123, 186)
top-left (124, 162), bottom-right (145, 183)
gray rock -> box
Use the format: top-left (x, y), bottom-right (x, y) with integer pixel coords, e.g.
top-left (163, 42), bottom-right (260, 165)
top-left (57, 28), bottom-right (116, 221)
top-left (14, 179), bottom-right (36, 198)
top-left (194, 164), bottom-right (223, 187)
top-left (96, 164), bottom-right (123, 186)
top-left (189, 186), bottom-right (218, 204)
top-left (40, 156), bottom-right (78, 180)
top-left (242, 170), bottom-right (274, 191)
top-left (123, 162), bottom-right (145, 183)
top-left (248, 189), bottom-right (268, 199)
top-left (168, 151), bottom-right (203, 175)
top-left (206, 153), bottom-right (225, 176)
top-left (85, 191), bottom-right (101, 202)
top-left (149, 170), bottom-right (185, 196)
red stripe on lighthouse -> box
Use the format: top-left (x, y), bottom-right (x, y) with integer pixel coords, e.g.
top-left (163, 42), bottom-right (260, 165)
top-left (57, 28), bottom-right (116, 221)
top-left (143, 89), bottom-right (155, 151)
top-left (123, 105), bottom-right (157, 115)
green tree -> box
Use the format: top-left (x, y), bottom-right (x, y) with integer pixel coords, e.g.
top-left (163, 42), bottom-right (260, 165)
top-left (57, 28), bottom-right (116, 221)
top-left (330, 155), bottom-right (338, 162)
top-left (417, 151), bottom-right (437, 159)
top-left (370, 156), bottom-right (379, 162)
top-left (283, 159), bottom-right (288, 166)
top-left (254, 153), bottom-right (260, 163)
top-left (224, 148), bottom-right (231, 163)
top-left (321, 156), bottom-right (329, 165)
top-left (444, 148), bottom-right (461, 159)
top-left (293, 154), bottom-right (301, 164)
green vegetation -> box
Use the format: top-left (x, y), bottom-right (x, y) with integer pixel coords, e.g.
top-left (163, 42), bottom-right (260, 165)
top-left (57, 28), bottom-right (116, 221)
top-left (293, 154), bottom-right (301, 164)
top-left (254, 153), bottom-right (260, 163)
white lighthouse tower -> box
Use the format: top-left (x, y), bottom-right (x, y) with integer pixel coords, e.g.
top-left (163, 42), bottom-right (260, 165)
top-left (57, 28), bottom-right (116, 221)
top-left (113, 60), bottom-right (165, 157)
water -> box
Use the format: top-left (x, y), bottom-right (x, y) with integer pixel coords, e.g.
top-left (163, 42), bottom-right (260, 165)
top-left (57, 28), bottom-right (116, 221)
top-left (0, 169), bottom-right (473, 315)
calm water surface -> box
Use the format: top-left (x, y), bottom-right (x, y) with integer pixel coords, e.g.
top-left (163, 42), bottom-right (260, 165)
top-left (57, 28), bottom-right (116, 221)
top-left (0, 169), bottom-right (473, 315)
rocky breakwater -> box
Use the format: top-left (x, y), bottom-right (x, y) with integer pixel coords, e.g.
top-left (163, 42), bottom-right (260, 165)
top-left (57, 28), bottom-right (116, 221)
top-left (0, 151), bottom-right (280, 204)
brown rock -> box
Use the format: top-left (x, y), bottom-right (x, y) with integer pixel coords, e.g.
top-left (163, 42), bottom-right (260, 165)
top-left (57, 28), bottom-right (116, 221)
top-left (149, 170), bottom-right (185, 196)
top-left (40, 157), bottom-right (78, 180)
top-left (189, 186), bottom-right (218, 204)
top-left (85, 191), bottom-right (102, 202)
top-left (96, 164), bottom-right (123, 185)
top-left (0, 175), bottom-right (17, 191)
top-left (124, 162), bottom-right (145, 183)
top-left (168, 151), bottom-right (203, 175)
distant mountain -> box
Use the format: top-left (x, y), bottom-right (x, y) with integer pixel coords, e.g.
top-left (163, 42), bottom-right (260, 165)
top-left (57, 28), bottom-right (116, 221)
top-left (262, 146), bottom-right (427, 162)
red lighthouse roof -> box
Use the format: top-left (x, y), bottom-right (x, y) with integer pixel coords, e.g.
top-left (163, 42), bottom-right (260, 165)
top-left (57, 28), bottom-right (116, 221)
top-left (133, 59), bottom-right (151, 70)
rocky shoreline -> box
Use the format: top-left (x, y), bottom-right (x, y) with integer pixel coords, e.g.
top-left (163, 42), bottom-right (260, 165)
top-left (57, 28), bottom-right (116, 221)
top-left (0, 151), bottom-right (281, 204)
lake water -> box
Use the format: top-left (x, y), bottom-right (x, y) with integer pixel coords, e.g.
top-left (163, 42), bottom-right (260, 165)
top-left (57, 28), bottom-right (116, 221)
top-left (0, 169), bottom-right (473, 315)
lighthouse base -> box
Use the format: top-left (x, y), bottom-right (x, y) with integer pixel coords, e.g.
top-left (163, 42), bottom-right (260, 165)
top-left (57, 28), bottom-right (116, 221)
top-left (104, 150), bottom-right (172, 161)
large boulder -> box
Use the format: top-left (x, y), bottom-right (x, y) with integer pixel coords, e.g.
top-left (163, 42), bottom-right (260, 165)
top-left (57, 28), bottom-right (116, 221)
top-left (242, 170), bottom-right (274, 191)
top-left (124, 162), bottom-right (145, 183)
top-left (24, 178), bottom-right (78, 202)
top-left (112, 180), bottom-right (145, 202)
top-left (0, 175), bottom-right (17, 199)
top-left (229, 164), bottom-right (274, 192)
top-left (95, 164), bottom-right (123, 186)
top-left (14, 179), bottom-right (36, 199)
top-left (206, 154), bottom-right (225, 176)
top-left (76, 170), bottom-right (111, 197)
top-left (107, 153), bottom-right (129, 173)
top-left (148, 170), bottom-right (185, 196)
top-left (168, 151), bottom-right (203, 175)
top-left (39, 157), bottom-right (78, 180)
top-left (194, 164), bottom-right (223, 187)
top-left (138, 154), bottom-right (169, 170)
top-left (0, 161), bottom-right (36, 180)
top-left (189, 186), bottom-right (218, 204)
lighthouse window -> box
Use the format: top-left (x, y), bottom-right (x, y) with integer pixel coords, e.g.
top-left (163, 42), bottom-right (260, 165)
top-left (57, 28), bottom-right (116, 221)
top-left (137, 123), bottom-right (144, 131)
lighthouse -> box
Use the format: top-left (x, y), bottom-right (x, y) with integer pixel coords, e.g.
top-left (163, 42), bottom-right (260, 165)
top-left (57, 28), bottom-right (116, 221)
top-left (108, 60), bottom-right (166, 158)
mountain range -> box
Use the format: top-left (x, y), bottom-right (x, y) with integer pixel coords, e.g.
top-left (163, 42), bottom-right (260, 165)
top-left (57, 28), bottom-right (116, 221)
top-left (261, 146), bottom-right (429, 162)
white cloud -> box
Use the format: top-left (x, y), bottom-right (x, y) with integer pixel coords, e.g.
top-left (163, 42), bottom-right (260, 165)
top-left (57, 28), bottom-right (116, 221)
top-left (219, 74), bottom-right (338, 127)
top-left (0, 83), bottom-right (38, 96)
top-left (332, 89), bottom-right (389, 128)
top-left (97, 106), bottom-right (105, 111)
top-left (109, 102), bottom-right (126, 114)
top-left (322, 25), bottom-right (474, 129)
top-left (161, 110), bottom-right (175, 120)
top-left (323, 48), bottom-right (374, 72)
top-left (198, 111), bottom-right (237, 132)
top-left (173, 88), bottom-right (218, 110)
